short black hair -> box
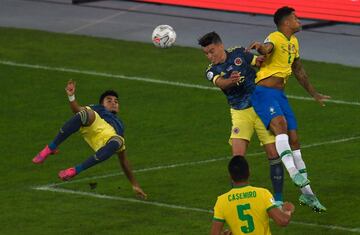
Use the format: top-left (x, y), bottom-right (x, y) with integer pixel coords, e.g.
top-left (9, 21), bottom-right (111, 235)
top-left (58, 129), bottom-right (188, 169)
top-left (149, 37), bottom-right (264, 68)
top-left (228, 156), bottom-right (250, 182)
top-left (274, 6), bottom-right (295, 27)
top-left (99, 90), bottom-right (118, 104)
top-left (198, 31), bottom-right (222, 47)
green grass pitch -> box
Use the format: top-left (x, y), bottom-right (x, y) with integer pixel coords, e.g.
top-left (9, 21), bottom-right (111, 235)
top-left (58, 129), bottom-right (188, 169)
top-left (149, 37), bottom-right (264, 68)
top-left (1, 27), bottom-right (360, 234)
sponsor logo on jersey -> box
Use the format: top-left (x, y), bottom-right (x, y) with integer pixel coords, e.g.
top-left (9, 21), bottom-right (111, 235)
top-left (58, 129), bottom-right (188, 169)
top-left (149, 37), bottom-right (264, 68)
top-left (226, 65), bottom-right (233, 71)
top-left (207, 71), bottom-right (214, 80)
top-left (234, 57), bottom-right (242, 66)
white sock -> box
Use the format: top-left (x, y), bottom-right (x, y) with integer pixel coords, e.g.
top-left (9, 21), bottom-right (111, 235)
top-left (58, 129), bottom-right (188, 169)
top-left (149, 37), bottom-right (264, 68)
top-left (293, 149), bottom-right (314, 195)
top-left (275, 134), bottom-right (298, 178)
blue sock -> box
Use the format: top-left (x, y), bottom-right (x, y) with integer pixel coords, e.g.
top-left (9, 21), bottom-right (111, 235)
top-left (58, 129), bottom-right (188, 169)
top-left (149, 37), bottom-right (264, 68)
top-left (50, 113), bottom-right (83, 150)
top-left (75, 140), bottom-right (120, 174)
top-left (269, 157), bottom-right (284, 201)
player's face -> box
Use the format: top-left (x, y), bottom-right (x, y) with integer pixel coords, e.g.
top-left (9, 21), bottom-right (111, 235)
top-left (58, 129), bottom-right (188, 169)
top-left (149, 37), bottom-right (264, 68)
top-left (286, 12), bottom-right (302, 32)
top-left (102, 96), bottom-right (119, 114)
top-left (202, 43), bottom-right (226, 64)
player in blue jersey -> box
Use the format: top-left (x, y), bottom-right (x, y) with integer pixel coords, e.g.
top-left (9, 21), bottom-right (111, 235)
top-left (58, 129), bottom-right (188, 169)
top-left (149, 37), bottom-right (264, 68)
top-left (198, 32), bottom-right (284, 203)
top-left (32, 80), bottom-right (147, 199)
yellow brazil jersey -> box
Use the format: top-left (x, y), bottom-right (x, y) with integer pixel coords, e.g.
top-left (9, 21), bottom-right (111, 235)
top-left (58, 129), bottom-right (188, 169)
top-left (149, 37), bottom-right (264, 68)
top-left (256, 31), bottom-right (300, 84)
top-left (213, 185), bottom-right (277, 235)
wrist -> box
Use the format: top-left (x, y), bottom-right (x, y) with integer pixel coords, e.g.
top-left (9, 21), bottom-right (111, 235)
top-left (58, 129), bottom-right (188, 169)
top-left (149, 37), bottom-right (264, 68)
top-left (68, 94), bottom-right (75, 102)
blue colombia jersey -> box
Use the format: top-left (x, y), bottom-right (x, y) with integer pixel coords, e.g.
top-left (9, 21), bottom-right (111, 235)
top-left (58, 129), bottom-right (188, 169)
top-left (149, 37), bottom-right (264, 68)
top-left (205, 46), bottom-right (256, 110)
top-left (89, 104), bottom-right (125, 137)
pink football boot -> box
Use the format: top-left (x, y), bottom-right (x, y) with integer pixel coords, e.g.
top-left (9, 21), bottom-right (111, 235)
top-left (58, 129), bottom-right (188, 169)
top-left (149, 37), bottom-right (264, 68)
top-left (32, 145), bottom-right (58, 164)
top-left (58, 167), bottom-right (77, 181)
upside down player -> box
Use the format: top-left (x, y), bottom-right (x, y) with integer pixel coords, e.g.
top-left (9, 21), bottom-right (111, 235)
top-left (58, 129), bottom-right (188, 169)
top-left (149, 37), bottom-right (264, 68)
top-left (32, 80), bottom-right (147, 199)
top-left (198, 32), bottom-right (284, 204)
top-left (247, 6), bottom-right (329, 212)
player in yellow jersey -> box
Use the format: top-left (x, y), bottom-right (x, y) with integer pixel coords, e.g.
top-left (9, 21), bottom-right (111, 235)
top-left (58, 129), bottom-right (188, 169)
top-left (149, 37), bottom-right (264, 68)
top-left (247, 6), bottom-right (330, 212)
top-left (211, 156), bottom-right (294, 235)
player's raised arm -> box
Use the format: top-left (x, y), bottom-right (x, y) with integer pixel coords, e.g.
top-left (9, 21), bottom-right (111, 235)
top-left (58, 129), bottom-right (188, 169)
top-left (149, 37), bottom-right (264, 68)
top-left (117, 151), bottom-right (147, 199)
top-left (246, 41), bottom-right (274, 55)
top-left (65, 79), bottom-right (85, 113)
top-left (215, 71), bottom-right (245, 90)
top-left (292, 58), bottom-right (331, 106)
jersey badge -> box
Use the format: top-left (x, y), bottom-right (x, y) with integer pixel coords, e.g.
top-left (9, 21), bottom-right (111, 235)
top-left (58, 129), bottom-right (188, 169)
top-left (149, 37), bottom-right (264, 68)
top-left (233, 127), bottom-right (240, 134)
top-left (234, 57), bottom-right (242, 66)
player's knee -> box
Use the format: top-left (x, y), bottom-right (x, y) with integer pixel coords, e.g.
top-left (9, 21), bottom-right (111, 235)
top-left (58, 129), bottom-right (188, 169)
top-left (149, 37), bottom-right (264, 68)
top-left (108, 136), bottom-right (123, 151)
top-left (270, 116), bottom-right (288, 135)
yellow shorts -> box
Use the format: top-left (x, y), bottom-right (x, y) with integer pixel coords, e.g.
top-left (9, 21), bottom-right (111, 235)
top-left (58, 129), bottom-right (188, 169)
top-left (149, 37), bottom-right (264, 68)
top-left (229, 107), bottom-right (274, 145)
top-left (79, 111), bottom-right (125, 152)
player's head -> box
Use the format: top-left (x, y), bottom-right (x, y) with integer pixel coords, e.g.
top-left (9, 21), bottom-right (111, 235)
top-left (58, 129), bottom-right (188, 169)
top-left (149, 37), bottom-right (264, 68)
top-left (198, 31), bottom-right (226, 64)
top-left (228, 155), bottom-right (250, 183)
top-left (99, 90), bottom-right (119, 114)
top-left (274, 6), bottom-right (301, 33)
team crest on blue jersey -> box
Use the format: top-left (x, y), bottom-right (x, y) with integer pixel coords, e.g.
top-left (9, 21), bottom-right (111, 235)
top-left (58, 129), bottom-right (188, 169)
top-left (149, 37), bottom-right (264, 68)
top-left (207, 71), bottom-right (214, 80)
top-left (234, 57), bottom-right (242, 66)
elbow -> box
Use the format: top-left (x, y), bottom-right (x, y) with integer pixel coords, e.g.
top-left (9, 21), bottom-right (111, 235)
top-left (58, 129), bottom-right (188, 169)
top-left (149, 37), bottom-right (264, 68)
top-left (276, 217), bottom-right (291, 227)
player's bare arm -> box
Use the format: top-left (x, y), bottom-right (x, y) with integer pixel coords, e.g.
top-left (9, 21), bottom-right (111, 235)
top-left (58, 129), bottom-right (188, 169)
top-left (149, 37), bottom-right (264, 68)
top-left (65, 79), bottom-right (86, 113)
top-left (246, 41), bottom-right (274, 55)
top-left (117, 151), bottom-right (147, 199)
top-left (292, 58), bottom-right (331, 106)
top-left (267, 201), bottom-right (294, 227)
top-left (215, 71), bottom-right (245, 90)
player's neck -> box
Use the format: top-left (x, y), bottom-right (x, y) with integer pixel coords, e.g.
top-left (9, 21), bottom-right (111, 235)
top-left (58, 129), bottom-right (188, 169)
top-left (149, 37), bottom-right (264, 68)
top-left (219, 51), bottom-right (227, 63)
top-left (232, 181), bottom-right (249, 188)
top-left (279, 28), bottom-right (293, 40)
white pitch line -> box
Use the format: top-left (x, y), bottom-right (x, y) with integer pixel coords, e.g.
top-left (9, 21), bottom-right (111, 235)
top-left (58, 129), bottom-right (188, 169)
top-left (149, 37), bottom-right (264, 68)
top-left (32, 186), bottom-right (360, 233)
top-left (38, 135), bottom-right (360, 188)
top-left (1, 60), bottom-right (360, 106)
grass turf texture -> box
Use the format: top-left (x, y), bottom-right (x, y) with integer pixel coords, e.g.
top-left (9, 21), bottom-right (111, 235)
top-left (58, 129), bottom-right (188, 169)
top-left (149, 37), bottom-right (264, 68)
top-left (1, 27), bottom-right (359, 234)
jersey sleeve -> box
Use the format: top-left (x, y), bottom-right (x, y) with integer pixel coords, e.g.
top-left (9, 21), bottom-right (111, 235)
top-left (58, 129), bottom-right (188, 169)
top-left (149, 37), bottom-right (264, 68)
top-left (205, 65), bottom-right (221, 85)
top-left (262, 189), bottom-right (277, 211)
top-left (294, 37), bottom-right (300, 59)
top-left (213, 197), bottom-right (226, 222)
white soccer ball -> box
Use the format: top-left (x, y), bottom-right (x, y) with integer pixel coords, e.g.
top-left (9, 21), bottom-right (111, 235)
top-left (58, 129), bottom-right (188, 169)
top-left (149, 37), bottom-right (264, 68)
top-left (151, 25), bottom-right (176, 48)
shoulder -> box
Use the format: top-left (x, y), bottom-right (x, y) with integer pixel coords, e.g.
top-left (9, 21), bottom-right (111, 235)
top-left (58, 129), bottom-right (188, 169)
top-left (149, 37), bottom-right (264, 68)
top-left (226, 46), bottom-right (245, 54)
top-left (265, 31), bottom-right (281, 44)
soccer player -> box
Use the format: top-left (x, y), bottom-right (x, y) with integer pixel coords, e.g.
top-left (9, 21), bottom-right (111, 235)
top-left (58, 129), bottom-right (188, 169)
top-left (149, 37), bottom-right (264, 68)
top-left (32, 80), bottom-right (147, 199)
top-left (211, 156), bottom-right (294, 235)
top-left (247, 6), bottom-right (330, 212)
top-left (198, 32), bottom-right (284, 204)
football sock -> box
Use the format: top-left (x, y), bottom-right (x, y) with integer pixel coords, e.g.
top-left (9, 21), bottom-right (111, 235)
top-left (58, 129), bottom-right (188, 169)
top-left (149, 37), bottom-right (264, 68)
top-left (269, 157), bottom-right (284, 202)
top-left (49, 110), bottom-right (88, 150)
top-left (275, 134), bottom-right (298, 177)
top-left (75, 140), bottom-right (120, 174)
top-left (293, 149), bottom-right (314, 195)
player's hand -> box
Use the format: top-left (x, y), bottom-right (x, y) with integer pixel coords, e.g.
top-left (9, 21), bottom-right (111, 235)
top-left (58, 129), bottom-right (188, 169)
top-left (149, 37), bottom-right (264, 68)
top-left (132, 185), bottom-right (147, 200)
top-left (65, 79), bottom-right (76, 96)
top-left (255, 55), bottom-right (265, 67)
top-left (282, 202), bottom-right (295, 213)
top-left (313, 93), bottom-right (331, 106)
top-left (222, 229), bottom-right (233, 235)
top-left (246, 41), bottom-right (262, 52)
top-left (230, 71), bottom-right (245, 85)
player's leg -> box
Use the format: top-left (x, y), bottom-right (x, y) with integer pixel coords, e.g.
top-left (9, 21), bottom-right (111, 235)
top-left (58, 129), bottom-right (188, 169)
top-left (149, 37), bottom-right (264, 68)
top-left (251, 86), bottom-right (308, 187)
top-left (289, 130), bottom-right (326, 212)
top-left (229, 108), bottom-right (254, 156)
top-left (59, 136), bottom-right (124, 181)
top-left (32, 109), bottom-right (96, 164)
top-left (255, 112), bottom-right (284, 203)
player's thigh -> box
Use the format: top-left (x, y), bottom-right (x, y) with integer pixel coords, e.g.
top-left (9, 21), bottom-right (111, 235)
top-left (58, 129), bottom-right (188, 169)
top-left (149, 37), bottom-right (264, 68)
top-left (254, 111), bottom-right (275, 146)
top-left (251, 86), bottom-right (284, 129)
top-left (279, 93), bottom-right (298, 131)
top-left (229, 108), bottom-right (255, 143)
top-left (231, 138), bottom-right (249, 156)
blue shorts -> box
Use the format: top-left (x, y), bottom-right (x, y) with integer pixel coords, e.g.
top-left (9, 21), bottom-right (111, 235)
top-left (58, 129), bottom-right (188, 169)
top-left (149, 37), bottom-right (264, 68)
top-left (250, 86), bottom-right (297, 131)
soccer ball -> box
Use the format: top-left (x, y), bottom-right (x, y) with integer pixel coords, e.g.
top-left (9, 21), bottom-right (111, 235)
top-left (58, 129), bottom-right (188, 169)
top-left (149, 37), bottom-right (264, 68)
top-left (151, 25), bottom-right (176, 48)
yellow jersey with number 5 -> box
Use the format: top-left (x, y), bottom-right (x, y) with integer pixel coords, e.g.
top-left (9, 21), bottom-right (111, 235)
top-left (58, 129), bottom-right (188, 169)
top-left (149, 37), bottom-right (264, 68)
top-left (213, 185), bottom-right (277, 235)
top-left (255, 31), bottom-right (300, 84)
